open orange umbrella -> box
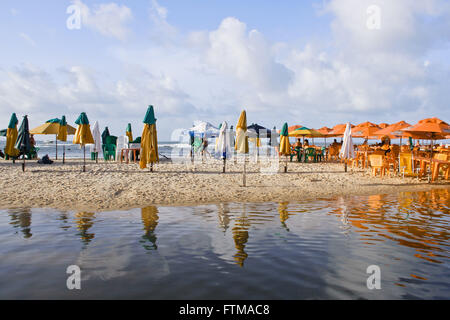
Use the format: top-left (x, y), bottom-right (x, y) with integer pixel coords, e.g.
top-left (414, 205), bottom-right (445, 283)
top-left (328, 123), bottom-right (354, 137)
top-left (276, 125), bottom-right (303, 134)
top-left (402, 117), bottom-right (450, 160)
top-left (316, 127), bottom-right (333, 136)
top-left (316, 126), bottom-right (334, 147)
top-left (351, 121), bottom-right (381, 139)
top-left (374, 121), bottom-right (411, 139)
top-left (401, 117), bottom-right (450, 140)
top-left (378, 123), bottom-right (389, 129)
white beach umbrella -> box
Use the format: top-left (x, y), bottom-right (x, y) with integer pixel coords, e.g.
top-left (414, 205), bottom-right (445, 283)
top-left (216, 121), bottom-right (233, 172)
top-left (89, 121), bottom-right (102, 157)
top-left (339, 122), bottom-right (354, 172)
top-left (185, 120), bottom-right (220, 138)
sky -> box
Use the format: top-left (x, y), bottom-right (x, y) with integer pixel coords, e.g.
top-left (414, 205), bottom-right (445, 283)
top-left (1, 0), bottom-right (450, 140)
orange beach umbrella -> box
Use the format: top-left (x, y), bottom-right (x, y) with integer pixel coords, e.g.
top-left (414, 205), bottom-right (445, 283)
top-left (351, 121), bottom-right (381, 139)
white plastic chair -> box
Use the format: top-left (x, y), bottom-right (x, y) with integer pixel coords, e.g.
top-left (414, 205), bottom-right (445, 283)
top-left (116, 135), bottom-right (129, 162)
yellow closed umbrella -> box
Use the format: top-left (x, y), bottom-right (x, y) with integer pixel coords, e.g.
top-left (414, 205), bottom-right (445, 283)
top-left (126, 123), bottom-right (133, 143)
top-left (235, 110), bottom-right (249, 186)
top-left (279, 123), bottom-right (291, 172)
top-left (235, 110), bottom-right (249, 154)
top-left (139, 105), bottom-right (159, 171)
top-left (73, 112), bottom-right (94, 172)
top-left (5, 113), bottom-right (20, 159)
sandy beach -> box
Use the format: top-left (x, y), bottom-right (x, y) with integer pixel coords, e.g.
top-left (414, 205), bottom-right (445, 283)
top-left (0, 158), bottom-right (448, 212)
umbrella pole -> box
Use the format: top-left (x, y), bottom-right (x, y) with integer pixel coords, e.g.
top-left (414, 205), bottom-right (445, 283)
top-left (150, 162), bottom-right (154, 172)
top-left (55, 135), bottom-right (58, 160)
top-left (284, 155), bottom-right (288, 173)
top-left (83, 145), bottom-right (86, 172)
top-left (22, 154), bottom-right (25, 172)
top-left (63, 145), bottom-right (66, 164)
top-left (223, 158), bottom-right (226, 173)
top-left (243, 155), bottom-right (247, 187)
top-left (344, 161), bottom-right (348, 172)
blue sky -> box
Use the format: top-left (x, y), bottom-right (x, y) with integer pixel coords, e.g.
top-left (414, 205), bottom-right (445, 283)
top-left (0, 0), bottom-right (449, 140)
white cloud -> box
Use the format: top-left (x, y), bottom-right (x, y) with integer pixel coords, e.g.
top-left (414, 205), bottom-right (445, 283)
top-left (73, 0), bottom-right (133, 40)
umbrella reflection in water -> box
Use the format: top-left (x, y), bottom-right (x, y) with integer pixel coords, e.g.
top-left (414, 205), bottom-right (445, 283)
top-left (141, 206), bottom-right (159, 251)
top-left (75, 212), bottom-right (96, 246)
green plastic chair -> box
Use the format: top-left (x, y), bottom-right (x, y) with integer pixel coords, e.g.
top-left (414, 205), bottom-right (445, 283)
top-left (304, 147), bottom-right (317, 163)
top-left (316, 147), bottom-right (326, 162)
top-left (103, 135), bottom-right (117, 161)
top-left (290, 146), bottom-right (302, 162)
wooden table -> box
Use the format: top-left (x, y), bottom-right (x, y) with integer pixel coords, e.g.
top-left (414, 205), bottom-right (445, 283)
top-left (414, 156), bottom-right (450, 181)
top-left (120, 148), bottom-right (140, 164)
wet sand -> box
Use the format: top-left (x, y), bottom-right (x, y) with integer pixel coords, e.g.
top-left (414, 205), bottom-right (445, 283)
top-left (0, 158), bottom-right (448, 211)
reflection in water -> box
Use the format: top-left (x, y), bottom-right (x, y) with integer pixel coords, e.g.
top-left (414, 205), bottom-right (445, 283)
top-left (140, 206), bottom-right (159, 250)
top-left (74, 212), bottom-right (96, 245)
top-left (232, 204), bottom-right (250, 267)
top-left (217, 203), bottom-right (231, 234)
top-left (57, 212), bottom-right (71, 231)
top-left (0, 188), bottom-right (448, 299)
top-left (8, 208), bottom-right (32, 238)
top-left (278, 202), bottom-right (290, 231)
top-left (330, 188), bottom-right (450, 267)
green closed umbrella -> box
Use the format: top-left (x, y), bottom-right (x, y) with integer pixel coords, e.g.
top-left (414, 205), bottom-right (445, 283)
top-left (14, 115), bottom-right (31, 172)
top-left (101, 127), bottom-right (110, 145)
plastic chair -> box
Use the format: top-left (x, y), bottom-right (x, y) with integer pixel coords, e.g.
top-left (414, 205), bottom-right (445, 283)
top-left (116, 135), bottom-right (129, 162)
top-left (368, 154), bottom-right (389, 177)
top-left (304, 147), bottom-right (316, 163)
top-left (316, 147), bottom-right (326, 162)
top-left (103, 135), bottom-right (117, 161)
top-left (290, 146), bottom-right (302, 162)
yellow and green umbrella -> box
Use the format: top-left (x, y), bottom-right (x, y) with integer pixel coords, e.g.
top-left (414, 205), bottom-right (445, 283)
top-left (279, 123), bottom-right (291, 172)
top-left (289, 126), bottom-right (323, 139)
top-left (5, 113), bottom-right (20, 159)
top-left (73, 112), bottom-right (94, 172)
top-left (139, 105), bottom-right (159, 171)
top-left (235, 110), bottom-right (249, 154)
top-left (30, 116), bottom-right (76, 160)
top-left (126, 123), bottom-right (133, 143)
top-left (235, 110), bottom-right (249, 186)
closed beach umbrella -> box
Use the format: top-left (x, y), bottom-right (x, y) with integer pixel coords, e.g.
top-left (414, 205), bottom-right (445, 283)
top-left (101, 127), bottom-right (110, 145)
top-left (139, 105), bottom-right (159, 171)
top-left (216, 121), bottom-right (233, 172)
top-left (279, 122), bottom-right (291, 173)
top-left (235, 111), bottom-right (249, 154)
top-left (89, 121), bottom-right (102, 163)
top-left (57, 116), bottom-right (68, 142)
top-left (14, 115), bottom-right (31, 172)
top-left (339, 123), bottom-right (355, 172)
top-left (235, 110), bottom-right (249, 186)
top-left (73, 112), bottom-right (94, 172)
top-left (5, 113), bottom-right (20, 159)
top-left (248, 123), bottom-right (271, 161)
top-left (126, 123), bottom-right (133, 143)
top-left (57, 116), bottom-right (70, 163)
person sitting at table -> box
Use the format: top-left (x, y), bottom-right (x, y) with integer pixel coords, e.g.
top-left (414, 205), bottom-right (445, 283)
top-left (303, 139), bottom-right (309, 148)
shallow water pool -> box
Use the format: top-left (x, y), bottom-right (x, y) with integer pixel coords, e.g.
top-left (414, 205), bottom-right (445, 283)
top-left (0, 188), bottom-right (449, 299)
